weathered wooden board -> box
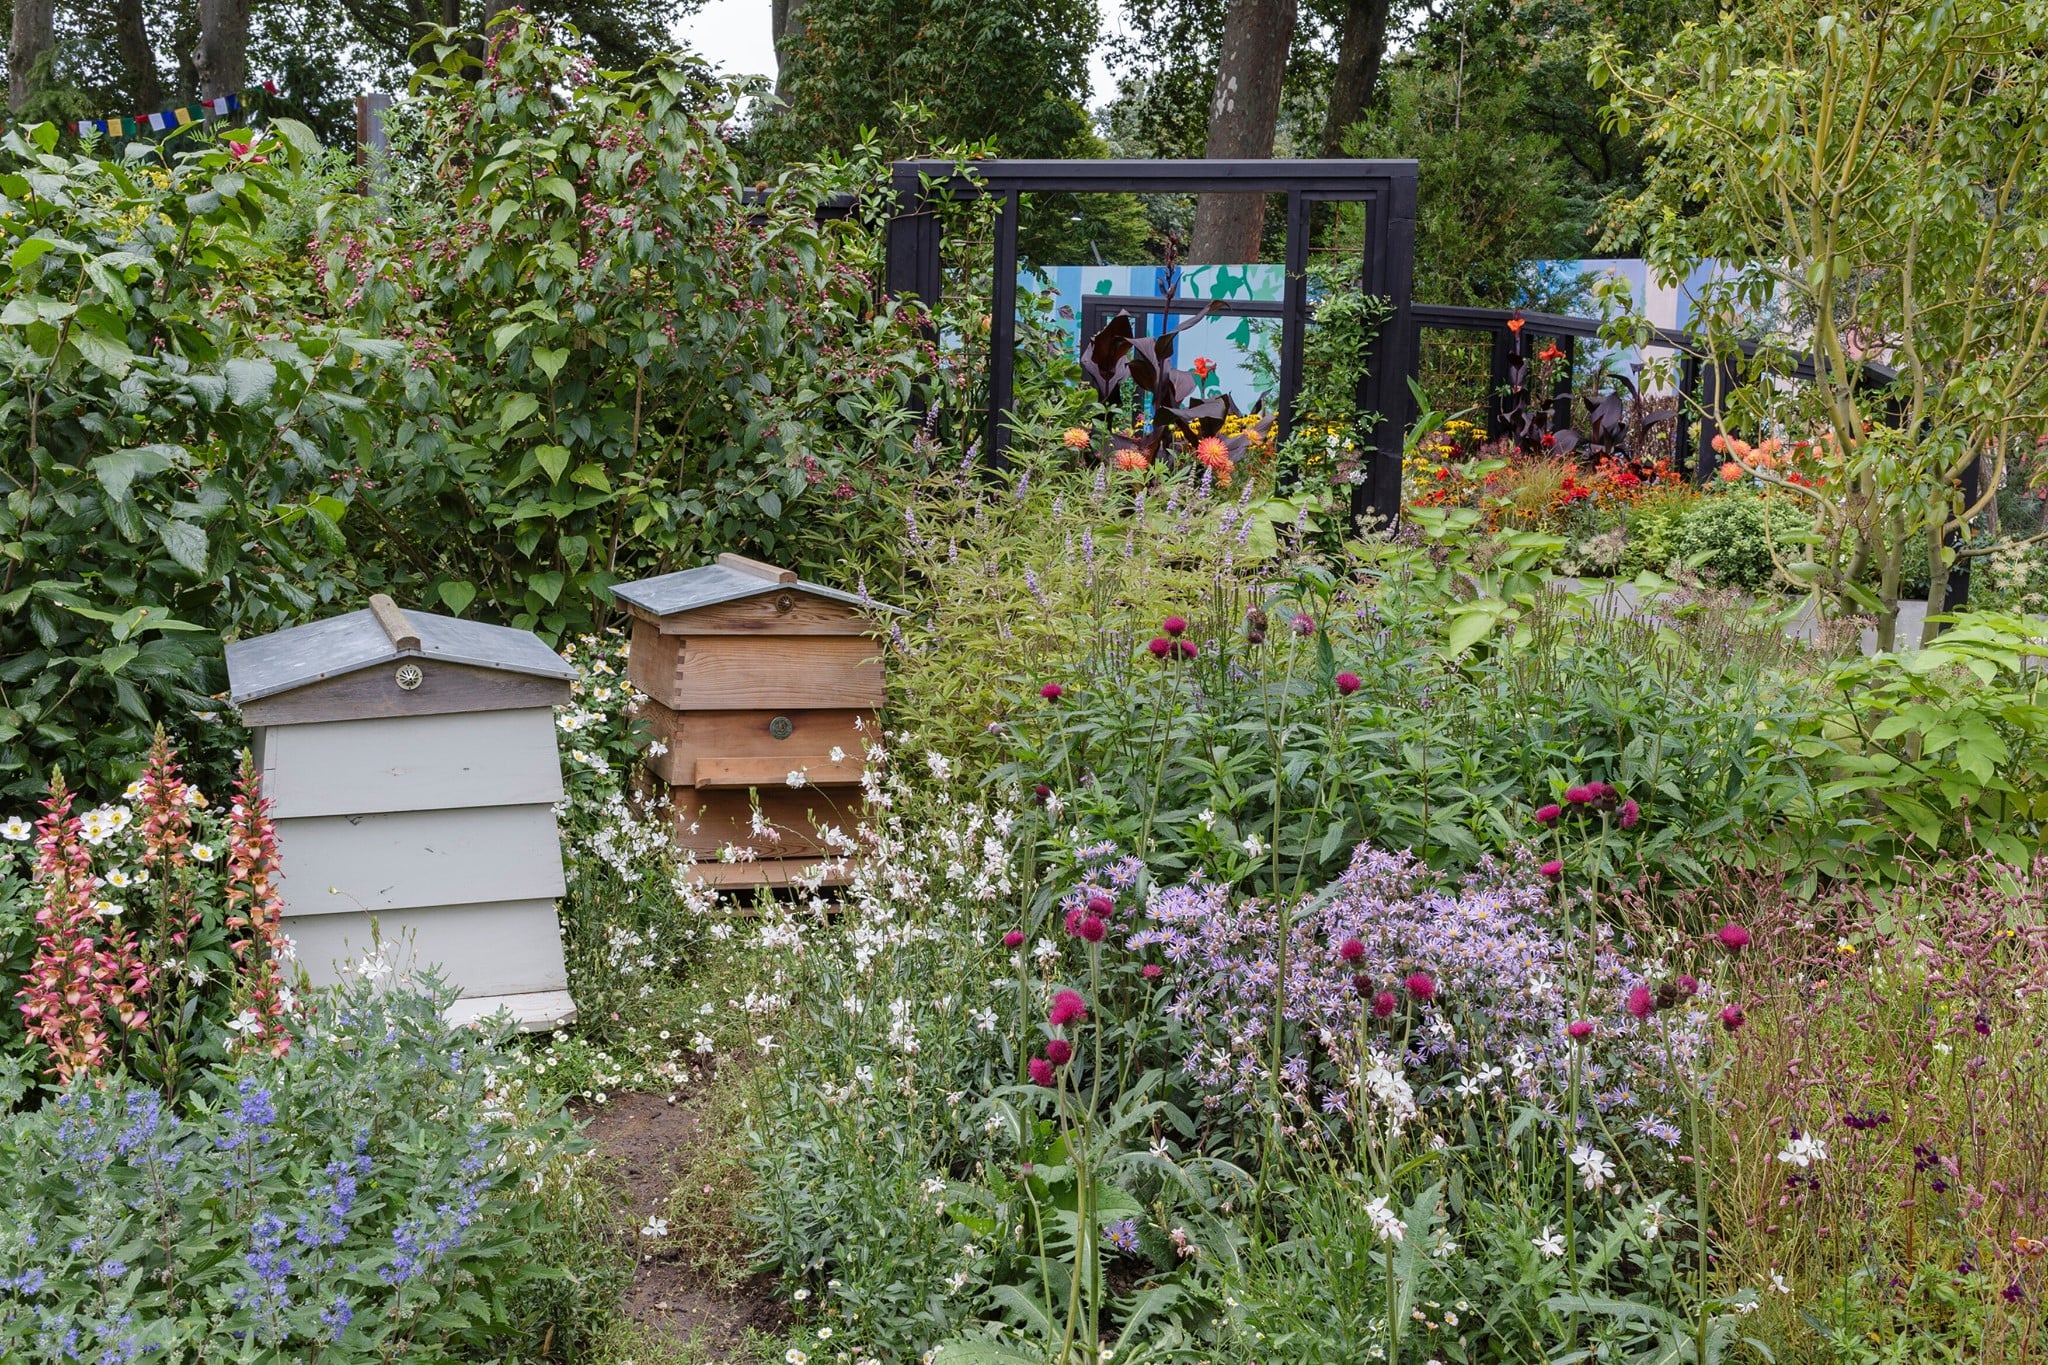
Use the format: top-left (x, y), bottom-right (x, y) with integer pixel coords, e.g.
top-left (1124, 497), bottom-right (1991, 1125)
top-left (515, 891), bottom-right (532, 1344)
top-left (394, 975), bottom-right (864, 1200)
top-left (684, 859), bottom-right (851, 891)
top-left (257, 708), bottom-right (565, 819)
top-left (237, 658), bottom-right (571, 727)
top-left (629, 631), bottom-right (884, 711)
top-left (664, 787), bottom-right (864, 857)
top-left (693, 755), bottom-right (863, 789)
top-left (634, 703), bottom-right (875, 786)
top-left (626, 594), bottom-right (874, 636)
top-left (286, 898), bottom-right (570, 995)
top-left (274, 804), bottom-right (566, 916)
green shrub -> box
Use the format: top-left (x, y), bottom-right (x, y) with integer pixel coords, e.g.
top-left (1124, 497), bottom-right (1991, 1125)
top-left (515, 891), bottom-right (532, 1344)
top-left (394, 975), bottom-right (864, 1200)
top-left (1665, 486), bottom-right (1812, 591)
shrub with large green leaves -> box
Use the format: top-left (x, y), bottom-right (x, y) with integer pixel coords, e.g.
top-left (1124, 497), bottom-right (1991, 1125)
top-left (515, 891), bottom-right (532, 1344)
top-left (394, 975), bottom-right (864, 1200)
top-left (331, 16), bottom-right (933, 636)
top-left (0, 123), bottom-right (404, 800)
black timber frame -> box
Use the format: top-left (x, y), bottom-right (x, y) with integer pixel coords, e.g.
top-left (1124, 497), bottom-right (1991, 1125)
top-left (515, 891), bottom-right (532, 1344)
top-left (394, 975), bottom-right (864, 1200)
top-left (885, 158), bottom-right (1419, 530)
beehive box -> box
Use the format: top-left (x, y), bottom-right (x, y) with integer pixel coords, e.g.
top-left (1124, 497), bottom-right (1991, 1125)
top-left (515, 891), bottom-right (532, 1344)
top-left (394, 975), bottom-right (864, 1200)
top-left (225, 595), bottom-right (578, 1029)
top-left (611, 554), bottom-right (889, 888)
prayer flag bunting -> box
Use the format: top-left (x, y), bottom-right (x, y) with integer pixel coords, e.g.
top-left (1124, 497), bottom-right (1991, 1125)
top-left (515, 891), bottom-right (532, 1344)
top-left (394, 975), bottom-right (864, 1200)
top-left (75, 83), bottom-right (268, 140)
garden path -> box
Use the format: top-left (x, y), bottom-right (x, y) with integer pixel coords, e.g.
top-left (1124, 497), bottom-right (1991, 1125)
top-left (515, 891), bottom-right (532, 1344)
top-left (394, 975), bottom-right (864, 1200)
top-left (1561, 579), bottom-right (1928, 655)
top-left (573, 1091), bottom-right (788, 1356)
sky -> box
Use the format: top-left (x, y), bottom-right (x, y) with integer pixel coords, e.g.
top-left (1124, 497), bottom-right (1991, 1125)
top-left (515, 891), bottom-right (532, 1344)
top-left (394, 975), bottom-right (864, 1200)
top-left (672, 0), bottom-right (1130, 111)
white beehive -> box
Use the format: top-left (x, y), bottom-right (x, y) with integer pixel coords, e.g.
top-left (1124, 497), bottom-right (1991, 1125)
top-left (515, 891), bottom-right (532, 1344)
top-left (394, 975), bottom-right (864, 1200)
top-left (225, 595), bottom-right (577, 1029)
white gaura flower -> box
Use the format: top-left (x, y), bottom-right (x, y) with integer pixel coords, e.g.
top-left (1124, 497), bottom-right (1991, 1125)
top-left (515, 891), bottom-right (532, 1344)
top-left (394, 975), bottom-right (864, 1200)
top-left (226, 1010), bottom-right (263, 1037)
top-left (1569, 1143), bottom-right (1615, 1191)
top-left (640, 1216), bottom-right (670, 1238)
top-left (1363, 1194), bottom-right (1405, 1244)
top-left (1776, 1133), bottom-right (1829, 1168)
top-left (1532, 1226), bottom-right (1565, 1259)
top-left (1770, 1270), bottom-right (1791, 1294)
top-left (1242, 833), bottom-right (1267, 859)
top-left (786, 770), bottom-right (807, 788)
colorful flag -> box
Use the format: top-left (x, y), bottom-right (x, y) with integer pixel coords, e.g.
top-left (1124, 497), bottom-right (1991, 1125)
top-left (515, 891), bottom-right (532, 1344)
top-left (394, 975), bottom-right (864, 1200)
top-left (74, 82), bottom-right (272, 141)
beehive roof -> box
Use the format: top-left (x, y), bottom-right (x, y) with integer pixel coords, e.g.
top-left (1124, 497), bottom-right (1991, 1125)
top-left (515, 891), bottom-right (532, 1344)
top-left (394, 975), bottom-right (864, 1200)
top-left (226, 604), bottom-right (576, 705)
top-left (609, 559), bottom-right (890, 618)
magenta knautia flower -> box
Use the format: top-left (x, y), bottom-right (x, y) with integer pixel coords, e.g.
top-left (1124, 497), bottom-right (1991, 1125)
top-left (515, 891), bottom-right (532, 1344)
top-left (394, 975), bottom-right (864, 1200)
top-left (1141, 964), bottom-right (1162, 980)
top-left (1033, 784), bottom-right (1052, 803)
top-left (1534, 803), bottom-right (1563, 827)
top-left (1627, 986), bottom-right (1653, 1021)
top-left (1086, 895), bottom-right (1114, 917)
top-left (1335, 671), bottom-right (1361, 695)
top-left (1619, 798), bottom-right (1640, 828)
top-left (1003, 930), bottom-right (1025, 949)
top-left (1717, 923), bottom-right (1752, 954)
top-left (1029, 1056), bottom-right (1056, 1086)
top-left (1565, 785), bottom-right (1594, 805)
top-left (1405, 971), bottom-right (1436, 1002)
top-left (1720, 1004), bottom-right (1746, 1032)
top-left (1170, 639), bottom-right (1198, 660)
top-left (1040, 682), bottom-right (1064, 701)
top-left (1540, 859), bottom-right (1564, 882)
top-left (1338, 937), bottom-right (1365, 963)
top-left (1676, 974), bottom-right (1699, 997)
top-left (1045, 1038), bottom-right (1072, 1065)
top-left (1371, 989), bottom-right (1397, 1019)
top-left (1568, 1019), bottom-right (1596, 1042)
top-left (1290, 612), bottom-right (1315, 637)
top-left (1148, 637), bottom-right (1171, 658)
top-left (1077, 916), bottom-right (1106, 944)
top-left (1162, 615), bottom-right (1188, 638)
top-left (1048, 990), bottom-right (1087, 1028)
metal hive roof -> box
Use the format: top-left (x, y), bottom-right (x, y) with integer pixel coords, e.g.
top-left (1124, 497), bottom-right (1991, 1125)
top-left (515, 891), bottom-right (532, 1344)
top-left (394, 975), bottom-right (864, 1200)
top-left (609, 562), bottom-right (889, 618)
top-left (226, 605), bottom-right (576, 705)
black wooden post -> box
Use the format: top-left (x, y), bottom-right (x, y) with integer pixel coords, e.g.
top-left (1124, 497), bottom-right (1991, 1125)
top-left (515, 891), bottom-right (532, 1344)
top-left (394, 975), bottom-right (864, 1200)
top-left (1356, 169), bottom-right (1417, 533)
top-left (1694, 356), bottom-right (1736, 484)
top-left (986, 189), bottom-right (1020, 467)
top-left (1278, 189), bottom-right (1309, 445)
top-left (1943, 454), bottom-right (1981, 613)
top-left (1673, 353), bottom-right (1701, 477)
top-left (1486, 325), bottom-right (1513, 440)
top-left (1551, 335), bottom-right (1575, 434)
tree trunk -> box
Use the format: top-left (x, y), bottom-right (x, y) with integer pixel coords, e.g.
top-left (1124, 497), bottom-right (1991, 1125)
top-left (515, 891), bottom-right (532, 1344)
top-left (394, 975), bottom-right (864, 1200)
top-left (192, 0), bottom-right (250, 100)
top-left (1319, 0), bottom-right (1390, 156)
top-left (771, 0), bottom-right (810, 98)
top-left (115, 0), bottom-right (164, 113)
top-left (1190, 0), bottom-right (1297, 263)
top-left (8, 0), bottom-right (55, 112)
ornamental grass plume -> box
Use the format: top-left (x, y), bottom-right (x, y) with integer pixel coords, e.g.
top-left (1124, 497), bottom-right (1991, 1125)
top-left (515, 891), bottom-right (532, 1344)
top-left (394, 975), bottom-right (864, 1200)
top-left (223, 753), bottom-right (293, 1058)
top-left (17, 774), bottom-right (152, 1081)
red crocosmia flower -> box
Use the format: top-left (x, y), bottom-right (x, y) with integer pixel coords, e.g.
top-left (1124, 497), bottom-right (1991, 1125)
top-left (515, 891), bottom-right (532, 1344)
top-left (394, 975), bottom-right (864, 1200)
top-left (1567, 1019), bottom-right (1595, 1042)
top-left (1148, 637), bottom-right (1171, 658)
top-left (1033, 784), bottom-right (1052, 803)
top-left (1335, 671), bottom-right (1361, 695)
top-left (1676, 974), bottom-right (1700, 997)
top-left (1049, 990), bottom-right (1088, 1027)
top-left (1191, 357), bottom-right (1215, 379)
top-left (1141, 963), bottom-right (1162, 979)
top-left (1339, 937), bottom-right (1365, 963)
top-left (1626, 986), bottom-right (1653, 1021)
top-left (1404, 972), bottom-right (1436, 1002)
top-left (1720, 1004), bottom-right (1747, 1032)
top-left (1044, 1038), bottom-right (1073, 1065)
top-left (1078, 915), bottom-right (1106, 943)
top-left (1291, 613), bottom-right (1315, 637)
top-left (1162, 615), bottom-right (1189, 638)
top-left (1506, 315), bottom-right (1525, 334)
top-left (1533, 803), bottom-right (1563, 827)
top-left (1040, 682), bottom-right (1064, 701)
top-left (1086, 895), bottom-right (1114, 917)
top-left (1619, 799), bottom-right (1641, 829)
top-left (1716, 923), bottom-right (1751, 954)
top-left (1029, 1056), bottom-right (1057, 1086)
top-left (1371, 990), bottom-right (1398, 1019)
top-left (1003, 930), bottom-right (1025, 949)
top-left (1540, 859), bottom-right (1564, 882)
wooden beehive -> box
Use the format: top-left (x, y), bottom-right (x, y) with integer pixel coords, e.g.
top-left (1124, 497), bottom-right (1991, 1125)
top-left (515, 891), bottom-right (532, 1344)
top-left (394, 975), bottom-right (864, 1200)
top-left (611, 554), bottom-right (889, 889)
top-left (225, 595), bottom-right (578, 1029)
